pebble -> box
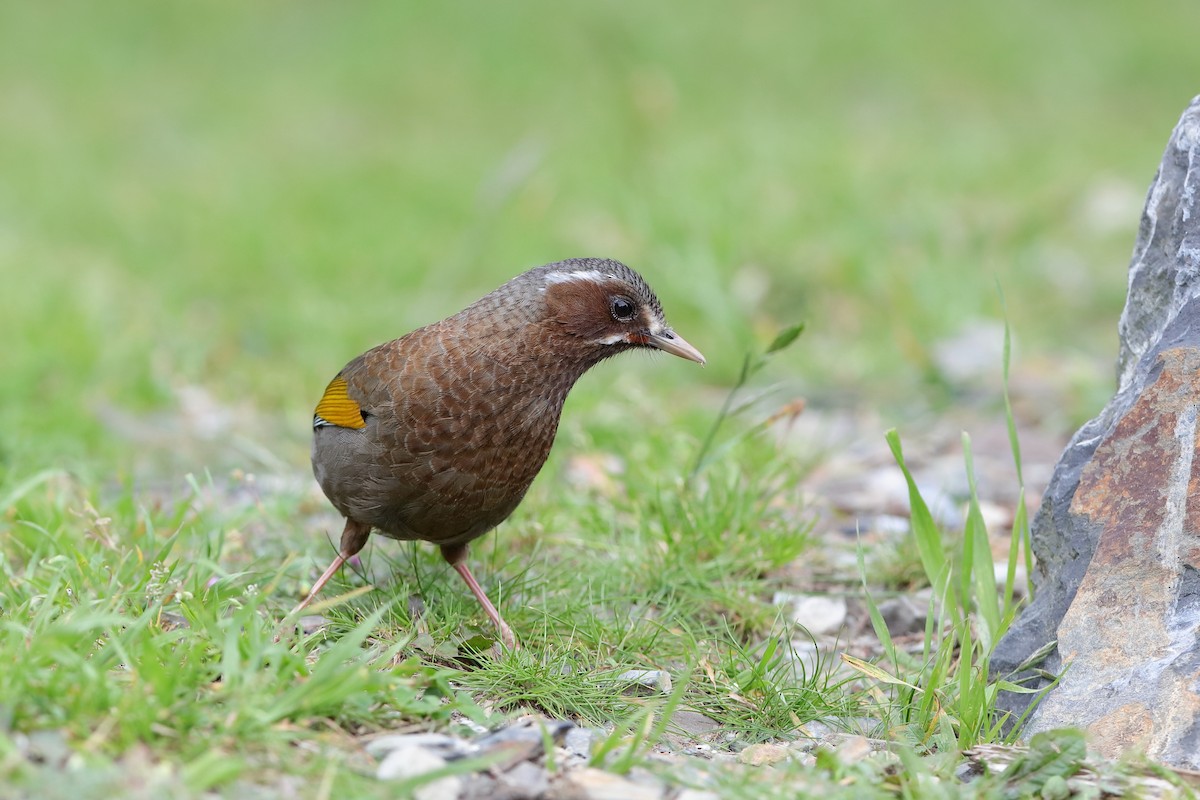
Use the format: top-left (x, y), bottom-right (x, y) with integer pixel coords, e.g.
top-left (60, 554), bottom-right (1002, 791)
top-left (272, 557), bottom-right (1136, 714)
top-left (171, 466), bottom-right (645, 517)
top-left (737, 743), bottom-right (790, 766)
top-left (876, 596), bottom-right (927, 637)
top-left (474, 718), bottom-right (574, 769)
top-left (563, 726), bottom-right (600, 760)
top-left (773, 593), bottom-right (847, 635)
top-left (560, 767), bottom-right (664, 800)
top-left (793, 719), bottom-right (835, 745)
top-left (670, 710), bottom-right (720, 738)
top-left (616, 669), bottom-right (673, 693)
top-left (675, 791), bottom-right (721, 800)
top-left (376, 745), bottom-right (463, 800)
top-left (833, 735), bottom-right (873, 763)
top-left (502, 761), bottom-right (551, 796)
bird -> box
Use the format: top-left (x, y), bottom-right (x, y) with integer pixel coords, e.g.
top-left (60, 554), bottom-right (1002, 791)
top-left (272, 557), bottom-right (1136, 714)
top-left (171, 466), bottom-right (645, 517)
top-left (297, 257), bottom-right (705, 649)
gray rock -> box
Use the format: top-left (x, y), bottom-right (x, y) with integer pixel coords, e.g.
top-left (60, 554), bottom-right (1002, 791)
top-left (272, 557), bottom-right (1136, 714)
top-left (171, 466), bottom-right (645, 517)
top-left (502, 761), bottom-right (552, 796)
top-left (555, 767), bottom-right (664, 800)
top-left (737, 742), bottom-right (790, 766)
top-left (794, 718), bottom-right (837, 745)
top-left (670, 710), bottom-right (720, 738)
top-left (615, 669), bottom-right (672, 693)
top-left (674, 791), bottom-right (721, 800)
top-left (876, 596), bottom-right (926, 637)
top-left (993, 95), bottom-right (1200, 768)
top-left (473, 718), bottom-right (575, 770)
top-left (562, 726), bottom-right (602, 760)
top-left (376, 745), bottom-right (463, 800)
top-left (774, 593), bottom-right (847, 635)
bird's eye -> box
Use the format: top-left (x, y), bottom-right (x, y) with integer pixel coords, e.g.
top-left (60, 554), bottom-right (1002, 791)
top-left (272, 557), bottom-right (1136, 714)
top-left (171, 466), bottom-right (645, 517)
top-left (610, 296), bottom-right (637, 322)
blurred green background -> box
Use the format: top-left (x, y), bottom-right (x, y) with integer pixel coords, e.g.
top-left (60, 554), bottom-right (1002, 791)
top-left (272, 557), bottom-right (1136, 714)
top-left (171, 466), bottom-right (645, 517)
top-left (3, 0), bottom-right (1198, 475)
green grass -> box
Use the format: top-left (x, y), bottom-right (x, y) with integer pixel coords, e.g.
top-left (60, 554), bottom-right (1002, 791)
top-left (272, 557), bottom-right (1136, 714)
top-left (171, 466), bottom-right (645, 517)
top-left (4, 0), bottom-right (1200, 796)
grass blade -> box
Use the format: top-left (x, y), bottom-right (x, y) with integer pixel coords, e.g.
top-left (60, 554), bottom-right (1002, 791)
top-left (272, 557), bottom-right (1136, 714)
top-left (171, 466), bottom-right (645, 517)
top-left (962, 433), bottom-right (1000, 650)
top-left (885, 429), bottom-right (951, 608)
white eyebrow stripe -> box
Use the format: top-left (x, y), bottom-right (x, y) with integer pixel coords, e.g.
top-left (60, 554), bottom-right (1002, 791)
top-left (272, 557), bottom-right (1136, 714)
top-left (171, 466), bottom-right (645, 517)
top-left (543, 270), bottom-right (612, 286)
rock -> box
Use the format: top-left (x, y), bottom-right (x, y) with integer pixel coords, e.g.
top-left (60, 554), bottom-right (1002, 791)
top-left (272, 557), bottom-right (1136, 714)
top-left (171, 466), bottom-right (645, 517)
top-left (376, 745), bottom-right (463, 800)
top-left (15, 730), bottom-right (72, 768)
top-left (555, 767), bottom-right (664, 800)
top-left (615, 669), bottom-right (672, 694)
top-left (474, 718), bottom-right (575, 770)
top-left (832, 735), bottom-right (872, 762)
top-left (774, 593), bottom-right (847, 635)
top-left (501, 761), bottom-right (552, 796)
top-left (674, 791), bottom-right (720, 800)
top-left (876, 596), bottom-right (926, 637)
top-left (794, 719), bottom-right (836, 745)
top-left (993, 95), bottom-right (1200, 768)
top-left (562, 726), bottom-right (600, 760)
top-left (670, 710), bottom-right (720, 738)
top-left (737, 742), bottom-right (790, 766)
top-left (461, 775), bottom-right (521, 800)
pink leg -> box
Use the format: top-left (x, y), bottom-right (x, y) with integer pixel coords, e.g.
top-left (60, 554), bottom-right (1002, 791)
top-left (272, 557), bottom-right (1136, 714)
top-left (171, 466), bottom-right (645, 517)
top-left (292, 518), bottom-right (371, 614)
top-left (448, 554), bottom-right (518, 652)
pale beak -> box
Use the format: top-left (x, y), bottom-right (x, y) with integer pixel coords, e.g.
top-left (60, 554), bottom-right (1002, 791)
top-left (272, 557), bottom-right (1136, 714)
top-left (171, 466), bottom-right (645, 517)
top-left (645, 328), bottom-right (706, 365)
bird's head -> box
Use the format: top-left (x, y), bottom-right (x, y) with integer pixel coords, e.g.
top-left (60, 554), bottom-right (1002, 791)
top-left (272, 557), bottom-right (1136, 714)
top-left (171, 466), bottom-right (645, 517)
top-left (528, 258), bottom-right (706, 366)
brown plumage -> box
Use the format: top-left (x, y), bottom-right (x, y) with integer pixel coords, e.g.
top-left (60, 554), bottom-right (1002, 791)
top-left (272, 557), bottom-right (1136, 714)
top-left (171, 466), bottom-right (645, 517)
top-left (297, 258), bottom-right (705, 648)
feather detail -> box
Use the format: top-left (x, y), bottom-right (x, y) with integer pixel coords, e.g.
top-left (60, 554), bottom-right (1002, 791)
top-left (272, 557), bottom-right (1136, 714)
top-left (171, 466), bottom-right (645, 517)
top-left (313, 375), bottom-right (366, 430)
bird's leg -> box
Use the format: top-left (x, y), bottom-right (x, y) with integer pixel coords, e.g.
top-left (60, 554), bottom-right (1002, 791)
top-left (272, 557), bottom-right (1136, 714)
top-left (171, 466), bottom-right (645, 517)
top-left (442, 543), bottom-right (518, 650)
top-left (292, 518), bottom-right (372, 614)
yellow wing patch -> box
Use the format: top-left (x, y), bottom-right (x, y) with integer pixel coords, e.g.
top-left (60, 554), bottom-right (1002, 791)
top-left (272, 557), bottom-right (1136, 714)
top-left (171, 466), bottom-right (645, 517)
top-left (313, 376), bottom-right (366, 429)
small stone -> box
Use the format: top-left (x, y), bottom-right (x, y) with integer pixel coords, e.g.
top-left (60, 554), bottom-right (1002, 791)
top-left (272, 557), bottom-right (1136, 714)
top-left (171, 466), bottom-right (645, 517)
top-left (833, 735), bottom-right (872, 763)
top-left (459, 775), bottom-right (505, 800)
top-left (502, 761), bottom-right (551, 796)
top-left (774, 593), bottom-right (847, 636)
top-left (794, 718), bottom-right (835, 744)
top-left (562, 726), bottom-right (600, 760)
top-left (474, 718), bottom-right (574, 768)
top-left (616, 669), bottom-right (672, 693)
top-left (876, 596), bottom-right (926, 638)
top-left (376, 746), bottom-right (463, 800)
top-left (298, 614), bottom-right (330, 635)
top-left (670, 710), bottom-right (720, 738)
top-left (675, 791), bottom-right (720, 800)
top-left (560, 767), bottom-right (664, 800)
top-left (737, 743), bottom-right (790, 767)
top-left (18, 730), bottom-right (72, 768)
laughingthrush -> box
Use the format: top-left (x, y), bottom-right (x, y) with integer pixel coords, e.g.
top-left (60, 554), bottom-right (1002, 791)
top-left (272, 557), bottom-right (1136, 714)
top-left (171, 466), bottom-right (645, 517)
top-left (298, 258), bottom-right (705, 648)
